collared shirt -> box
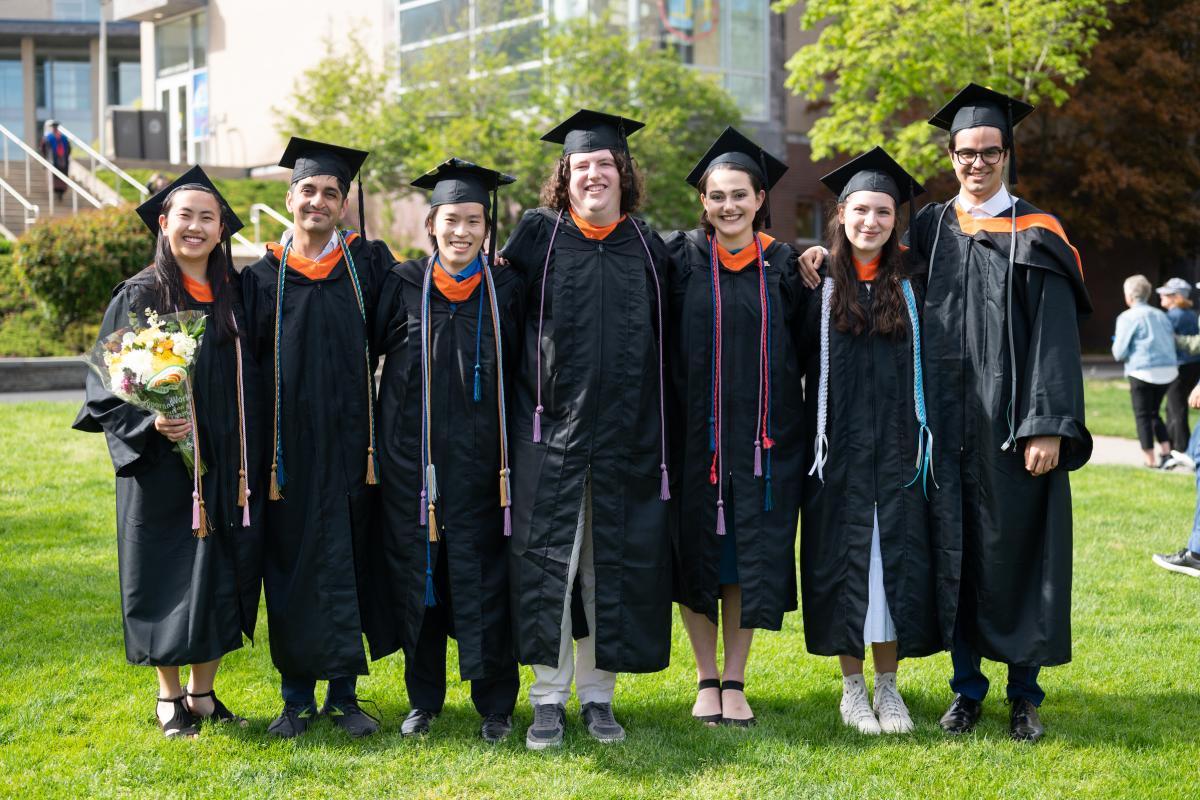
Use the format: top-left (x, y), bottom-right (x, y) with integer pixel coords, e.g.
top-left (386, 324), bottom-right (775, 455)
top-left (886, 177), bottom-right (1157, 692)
top-left (956, 184), bottom-right (1014, 218)
top-left (281, 229), bottom-right (339, 260)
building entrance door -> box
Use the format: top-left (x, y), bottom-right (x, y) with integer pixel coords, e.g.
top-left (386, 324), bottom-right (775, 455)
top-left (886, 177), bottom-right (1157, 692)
top-left (157, 74), bottom-right (190, 164)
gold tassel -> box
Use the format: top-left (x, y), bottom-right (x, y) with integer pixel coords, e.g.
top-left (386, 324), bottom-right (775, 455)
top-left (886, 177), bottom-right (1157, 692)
top-left (365, 447), bottom-right (378, 485)
top-left (269, 463), bottom-right (282, 501)
top-left (428, 506), bottom-right (439, 543)
top-left (193, 500), bottom-right (210, 538)
top-left (237, 468), bottom-right (248, 508)
top-left (498, 468), bottom-right (509, 507)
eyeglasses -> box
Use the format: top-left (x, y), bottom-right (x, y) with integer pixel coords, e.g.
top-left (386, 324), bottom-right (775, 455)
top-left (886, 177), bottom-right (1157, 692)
top-left (952, 148), bottom-right (1005, 166)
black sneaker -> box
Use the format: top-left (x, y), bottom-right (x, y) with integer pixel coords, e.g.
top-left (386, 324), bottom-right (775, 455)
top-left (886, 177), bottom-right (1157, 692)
top-left (480, 713), bottom-right (513, 744)
top-left (321, 697), bottom-right (380, 738)
top-left (400, 708), bottom-right (437, 737)
top-left (580, 701), bottom-right (625, 743)
top-left (525, 703), bottom-right (565, 750)
top-left (1152, 549), bottom-right (1200, 577)
top-left (267, 702), bottom-right (317, 739)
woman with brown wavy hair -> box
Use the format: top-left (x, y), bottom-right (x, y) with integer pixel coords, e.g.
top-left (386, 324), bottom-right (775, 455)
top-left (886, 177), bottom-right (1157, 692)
top-left (801, 148), bottom-right (938, 736)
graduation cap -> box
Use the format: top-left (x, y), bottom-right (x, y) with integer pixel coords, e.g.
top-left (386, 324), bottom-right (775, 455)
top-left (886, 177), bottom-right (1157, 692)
top-left (928, 82), bottom-right (1035, 184)
top-left (685, 126), bottom-right (788, 228)
top-left (411, 157), bottom-right (517, 264)
top-left (541, 108), bottom-right (644, 156)
top-left (819, 146), bottom-right (925, 207)
top-left (135, 164), bottom-right (244, 239)
top-left (278, 136), bottom-right (371, 237)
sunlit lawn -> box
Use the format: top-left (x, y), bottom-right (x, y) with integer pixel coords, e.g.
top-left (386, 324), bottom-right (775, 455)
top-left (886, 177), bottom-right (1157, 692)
top-left (1, 401), bottom-right (1197, 799)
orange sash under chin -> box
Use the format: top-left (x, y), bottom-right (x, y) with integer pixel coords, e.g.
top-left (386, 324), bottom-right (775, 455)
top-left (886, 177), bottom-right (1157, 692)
top-left (853, 255), bottom-right (881, 282)
top-left (715, 233), bottom-right (776, 272)
top-left (266, 231), bottom-right (361, 280)
top-left (569, 207), bottom-right (625, 240)
top-left (433, 260), bottom-right (482, 303)
top-left (182, 273), bottom-right (214, 302)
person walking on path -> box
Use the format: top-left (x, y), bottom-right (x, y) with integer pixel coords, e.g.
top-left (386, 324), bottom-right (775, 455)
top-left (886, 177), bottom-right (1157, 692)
top-left (1113, 275), bottom-right (1178, 468)
top-left (40, 120), bottom-right (70, 200)
top-left (1157, 277), bottom-right (1200, 461)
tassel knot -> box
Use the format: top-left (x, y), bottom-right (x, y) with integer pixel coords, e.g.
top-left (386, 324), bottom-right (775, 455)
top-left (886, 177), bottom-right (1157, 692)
top-left (715, 500), bottom-right (726, 536)
top-left (533, 405), bottom-right (544, 443)
top-left (659, 463), bottom-right (671, 501)
top-left (365, 446), bottom-right (378, 485)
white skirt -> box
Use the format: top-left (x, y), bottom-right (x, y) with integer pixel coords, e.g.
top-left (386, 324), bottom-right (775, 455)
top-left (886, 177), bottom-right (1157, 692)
top-left (863, 505), bottom-right (897, 644)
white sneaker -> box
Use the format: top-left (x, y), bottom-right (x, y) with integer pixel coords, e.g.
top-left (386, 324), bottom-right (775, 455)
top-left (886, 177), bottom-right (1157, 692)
top-left (840, 674), bottom-right (881, 734)
top-left (1170, 449), bottom-right (1197, 471)
top-left (872, 672), bottom-right (914, 733)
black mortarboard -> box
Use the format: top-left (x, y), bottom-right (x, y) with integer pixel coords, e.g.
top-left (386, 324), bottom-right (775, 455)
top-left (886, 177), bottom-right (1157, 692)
top-left (928, 83), bottom-right (1034, 183)
top-left (685, 126), bottom-right (788, 228)
top-left (411, 157), bottom-right (517, 264)
top-left (135, 164), bottom-right (244, 239)
top-left (541, 109), bottom-right (644, 156)
top-left (819, 147), bottom-right (925, 206)
top-left (278, 136), bottom-right (370, 236)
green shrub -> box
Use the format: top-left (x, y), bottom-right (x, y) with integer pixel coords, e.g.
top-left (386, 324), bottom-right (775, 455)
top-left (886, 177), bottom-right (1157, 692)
top-left (0, 254), bottom-right (96, 356)
top-left (14, 204), bottom-right (153, 325)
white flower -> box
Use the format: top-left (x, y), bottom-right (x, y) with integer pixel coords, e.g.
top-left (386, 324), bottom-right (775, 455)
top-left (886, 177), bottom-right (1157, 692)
top-left (121, 332), bottom-right (135, 348)
top-left (118, 348), bottom-right (154, 383)
top-left (170, 332), bottom-right (197, 362)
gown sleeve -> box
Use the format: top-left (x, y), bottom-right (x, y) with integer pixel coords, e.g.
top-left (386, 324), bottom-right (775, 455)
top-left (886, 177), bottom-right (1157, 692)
top-left (71, 285), bottom-right (171, 476)
top-left (498, 210), bottom-right (545, 284)
top-left (1014, 266), bottom-right (1093, 471)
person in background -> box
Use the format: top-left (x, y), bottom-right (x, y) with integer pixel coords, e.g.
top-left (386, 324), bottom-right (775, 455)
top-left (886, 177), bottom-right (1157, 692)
top-left (1157, 277), bottom-right (1200, 466)
top-left (1155, 330), bottom-right (1200, 575)
top-left (40, 120), bottom-right (70, 200)
top-left (1112, 275), bottom-right (1178, 468)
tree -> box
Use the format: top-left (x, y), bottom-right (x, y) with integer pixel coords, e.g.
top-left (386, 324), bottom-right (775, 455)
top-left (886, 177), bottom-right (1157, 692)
top-left (773, 0), bottom-right (1114, 181)
top-left (277, 15), bottom-right (743, 239)
top-left (1019, 0), bottom-right (1200, 257)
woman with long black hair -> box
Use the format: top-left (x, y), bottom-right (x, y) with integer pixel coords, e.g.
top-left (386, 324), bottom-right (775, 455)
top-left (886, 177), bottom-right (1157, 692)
top-left (74, 168), bottom-right (263, 738)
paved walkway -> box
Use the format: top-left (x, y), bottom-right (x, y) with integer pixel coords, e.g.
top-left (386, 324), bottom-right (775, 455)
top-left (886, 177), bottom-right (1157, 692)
top-left (0, 389), bottom-right (83, 404)
top-left (1091, 433), bottom-right (1197, 473)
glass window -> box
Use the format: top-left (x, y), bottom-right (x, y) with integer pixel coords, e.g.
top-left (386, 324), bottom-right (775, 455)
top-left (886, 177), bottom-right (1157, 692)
top-left (477, 21), bottom-right (543, 63)
top-left (111, 61), bottom-right (141, 107)
top-left (729, 0), bottom-right (765, 55)
top-left (0, 59), bottom-right (23, 140)
top-left (192, 11), bottom-right (208, 69)
top-left (726, 73), bottom-right (765, 120)
top-left (795, 200), bottom-right (824, 243)
top-left (399, 0), bottom-right (469, 45)
top-left (53, 0), bottom-right (100, 20)
top-left (36, 58), bottom-right (93, 141)
top-left (156, 17), bottom-right (192, 76)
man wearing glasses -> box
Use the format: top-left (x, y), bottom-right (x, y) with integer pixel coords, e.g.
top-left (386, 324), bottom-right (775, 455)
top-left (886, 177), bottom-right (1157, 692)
top-left (906, 84), bottom-right (1092, 743)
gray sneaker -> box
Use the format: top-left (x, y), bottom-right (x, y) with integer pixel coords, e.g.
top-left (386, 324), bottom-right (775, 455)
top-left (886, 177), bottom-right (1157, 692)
top-left (580, 701), bottom-right (625, 743)
top-left (525, 703), bottom-right (566, 750)
top-left (1153, 548), bottom-right (1200, 577)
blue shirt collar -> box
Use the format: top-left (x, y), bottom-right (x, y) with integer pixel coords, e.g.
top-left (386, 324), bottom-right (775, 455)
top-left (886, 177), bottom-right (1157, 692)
top-left (435, 252), bottom-right (483, 282)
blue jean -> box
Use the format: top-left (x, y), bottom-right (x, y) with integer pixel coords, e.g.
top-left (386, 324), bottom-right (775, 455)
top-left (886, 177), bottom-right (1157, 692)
top-left (949, 615), bottom-right (1044, 706)
top-left (1188, 424), bottom-right (1200, 554)
top-left (280, 675), bottom-right (358, 708)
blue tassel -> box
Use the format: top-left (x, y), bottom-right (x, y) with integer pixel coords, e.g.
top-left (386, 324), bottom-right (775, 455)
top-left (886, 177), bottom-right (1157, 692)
top-left (473, 364), bottom-right (482, 403)
top-left (275, 448), bottom-right (287, 489)
top-left (708, 417), bottom-right (716, 452)
top-left (763, 478), bottom-right (774, 512)
top-left (424, 537), bottom-right (437, 607)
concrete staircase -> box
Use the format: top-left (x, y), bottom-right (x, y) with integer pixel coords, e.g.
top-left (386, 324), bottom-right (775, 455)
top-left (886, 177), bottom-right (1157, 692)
top-left (0, 160), bottom-right (90, 238)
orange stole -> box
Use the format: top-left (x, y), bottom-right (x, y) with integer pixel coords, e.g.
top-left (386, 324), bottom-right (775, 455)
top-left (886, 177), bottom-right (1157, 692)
top-left (182, 273), bottom-right (214, 302)
top-left (433, 260), bottom-right (482, 302)
top-left (954, 205), bottom-right (1083, 278)
top-left (716, 233), bottom-right (777, 272)
top-left (569, 208), bottom-right (626, 240)
top-left (853, 254), bottom-right (881, 282)
top-left (266, 231), bottom-right (362, 280)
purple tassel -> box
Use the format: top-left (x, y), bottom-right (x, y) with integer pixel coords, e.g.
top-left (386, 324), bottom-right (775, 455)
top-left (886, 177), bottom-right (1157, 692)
top-left (242, 490), bottom-right (251, 528)
top-left (419, 489), bottom-right (427, 525)
top-left (504, 506), bottom-right (513, 537)
top-left (532, 405), bottom-right (543, 443)
top-left (716, 501), bottom-right (726, 536)
top-left (753, 442), bottom-right (763, 477)
top-left (659, 463), bottom-right (671, 501)
top-left (191, 491), bottom-right (200, 530)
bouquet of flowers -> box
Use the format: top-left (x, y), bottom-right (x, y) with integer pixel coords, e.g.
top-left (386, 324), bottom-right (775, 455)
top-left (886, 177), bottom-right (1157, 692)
top-left (85, 309), bottom-right (208, 475)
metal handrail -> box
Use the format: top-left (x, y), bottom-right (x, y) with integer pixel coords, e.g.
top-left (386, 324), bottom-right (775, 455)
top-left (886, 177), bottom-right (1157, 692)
top-left (56, 123), bottom-right (149, 200)
top-left (249, 202), bottom-right (293, 243)
top-left (232, 231), bottom-right (264, 255)
top-left (0, 176), bottom-right (38, 234)
top-left (0, 124), bottom-right (104, 215)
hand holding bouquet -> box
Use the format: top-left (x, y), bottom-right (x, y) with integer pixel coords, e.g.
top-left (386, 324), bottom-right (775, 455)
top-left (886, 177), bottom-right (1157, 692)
top-left (85, 309), bottom-right (208, 476)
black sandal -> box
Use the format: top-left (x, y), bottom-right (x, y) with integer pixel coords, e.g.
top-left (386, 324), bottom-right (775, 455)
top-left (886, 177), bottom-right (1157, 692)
top-left (693, 678), bottom-right (723, 725)
top-left (719, 680), bottom-right (757, 728)
top-left (186, 689), bottom-right (247, 727)
top-left (156, 694), bottom-right (199, 738)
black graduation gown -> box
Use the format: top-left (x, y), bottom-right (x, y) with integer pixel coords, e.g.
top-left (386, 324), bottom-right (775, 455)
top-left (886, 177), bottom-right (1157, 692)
top-left (905, 197), bottom-right (1092, 667)
top-left (73, 267), bottom-right (264, 666)
top-left (799, 267), bottom-right (940, 659)
top-left (240, 233), bottom-right (396, 680)
top-left (500, 208), bottom-right (673, 674)
top-left (665, 230), bottom-right (805, 630)
top-left (372, 257), bottom-right (524, 681)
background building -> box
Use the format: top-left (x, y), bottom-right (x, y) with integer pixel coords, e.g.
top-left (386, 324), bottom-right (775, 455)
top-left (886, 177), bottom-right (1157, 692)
top-left (0, 0), bottom-right (140, 145)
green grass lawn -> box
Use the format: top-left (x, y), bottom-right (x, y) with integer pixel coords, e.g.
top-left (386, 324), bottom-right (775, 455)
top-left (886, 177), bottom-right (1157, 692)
top-left (1085, 378), bottom-right (1138, 439)
top-left (1, 401), bottom-right (1197, 799)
